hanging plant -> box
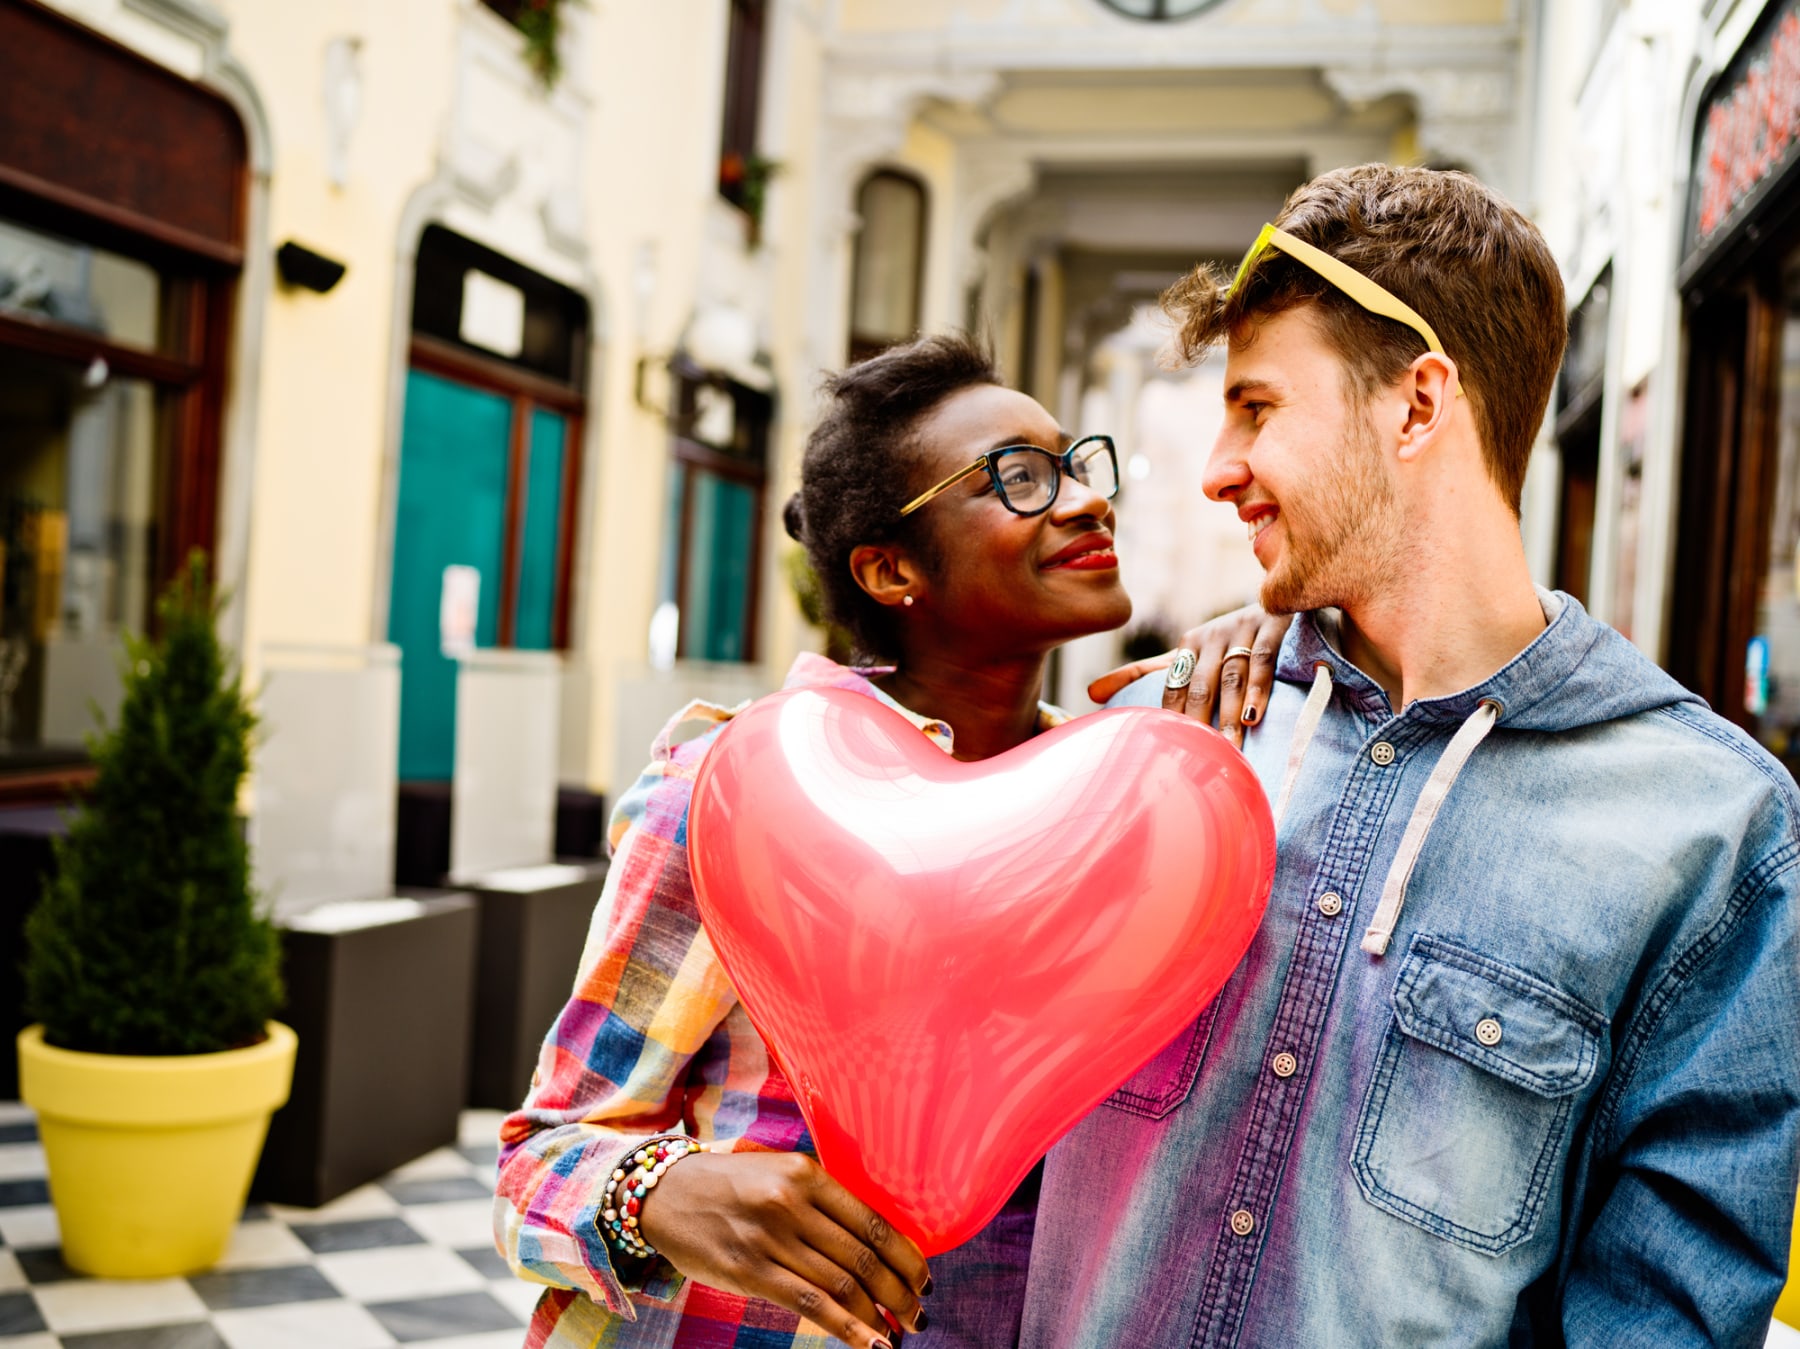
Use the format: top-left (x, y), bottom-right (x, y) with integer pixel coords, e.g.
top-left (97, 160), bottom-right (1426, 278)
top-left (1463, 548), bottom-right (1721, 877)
top-left (720, 150), bottom-right (784, 247)
top-left (510, 0), bottom-right (580, 90)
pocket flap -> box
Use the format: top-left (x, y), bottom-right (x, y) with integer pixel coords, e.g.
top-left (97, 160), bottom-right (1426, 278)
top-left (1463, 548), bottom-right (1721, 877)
top-left (1391, 935), bottom-right (1608, 1099)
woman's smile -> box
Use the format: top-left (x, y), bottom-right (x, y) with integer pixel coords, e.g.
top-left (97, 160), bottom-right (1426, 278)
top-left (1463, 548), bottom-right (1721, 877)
top-left (1041, 533), bottom-right (1119, 571)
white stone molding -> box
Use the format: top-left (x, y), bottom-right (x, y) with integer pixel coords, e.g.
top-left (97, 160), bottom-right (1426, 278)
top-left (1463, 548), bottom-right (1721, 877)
top-left (323, 36), bottom-right (364, 191)
top-left (1323, 63), bottom-right (1521, 189)
top-left (801, 63), bottom-right (1004, 373)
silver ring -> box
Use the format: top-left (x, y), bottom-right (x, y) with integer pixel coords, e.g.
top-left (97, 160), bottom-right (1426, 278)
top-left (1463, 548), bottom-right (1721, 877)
top-left (1224, 646), bottom-right (1255, 662)
top-left (1164, 648), bottom-right (1198, 691)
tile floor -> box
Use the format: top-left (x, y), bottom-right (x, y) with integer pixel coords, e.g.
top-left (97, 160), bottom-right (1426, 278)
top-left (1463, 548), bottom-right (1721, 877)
top-left (0, 1102), bottom-right (537, 1349)
top-left (2, 1098), bottom-right (1795, 1349)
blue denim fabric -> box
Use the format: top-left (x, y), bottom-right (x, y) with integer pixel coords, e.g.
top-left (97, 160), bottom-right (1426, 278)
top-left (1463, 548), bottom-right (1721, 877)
top-left (1018, 592), bottom-right (1800, 1348)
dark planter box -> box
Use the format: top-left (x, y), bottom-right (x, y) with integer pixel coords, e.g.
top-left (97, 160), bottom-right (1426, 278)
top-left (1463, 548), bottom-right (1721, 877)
top-left (253, 891), bottom-right (478, 1207)
top-left (554, 786), bottom-right (608, 860)
top-left (394, 783), bottom-right (608, 888)
top-left (0, 807), bottom-right (67, 1098)
top-left (466, 860), bottom-right (609, 1109)
top-left (393, 781), bottom-right (453, 888)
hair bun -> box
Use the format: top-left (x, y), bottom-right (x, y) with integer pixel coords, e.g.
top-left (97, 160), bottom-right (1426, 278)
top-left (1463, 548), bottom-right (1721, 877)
top-left (781, 493), bottom-right (806, 542)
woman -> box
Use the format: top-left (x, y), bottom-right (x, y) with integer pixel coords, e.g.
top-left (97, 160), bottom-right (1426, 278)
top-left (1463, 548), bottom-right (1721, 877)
top-left (495, 334), bottom-right (1274, 1349)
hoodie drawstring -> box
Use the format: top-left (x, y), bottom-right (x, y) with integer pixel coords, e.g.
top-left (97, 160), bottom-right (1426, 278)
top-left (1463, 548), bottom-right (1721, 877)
top-left (1276, 665), bottom-right (1501, 957)
top-left (1274, 663), bottom-right (1334, 826)
top-left (1360, 699), bottom-right (1500, 956)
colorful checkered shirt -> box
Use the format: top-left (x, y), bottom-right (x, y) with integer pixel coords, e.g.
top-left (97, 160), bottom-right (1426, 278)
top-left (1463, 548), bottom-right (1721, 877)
top-left (494, 653), bottom-right (1066, 1348)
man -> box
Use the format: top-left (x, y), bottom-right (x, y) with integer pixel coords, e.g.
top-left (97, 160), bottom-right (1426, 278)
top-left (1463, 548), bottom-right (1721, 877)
top-left (1021, 165), bottom-right (1800, 1346)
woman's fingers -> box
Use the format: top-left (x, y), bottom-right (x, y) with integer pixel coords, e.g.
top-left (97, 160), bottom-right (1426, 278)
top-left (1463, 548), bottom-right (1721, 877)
top-left (1168, 625), bottom-right (1230, 727)
top-left (809, 1171), bottom-right (932, 1309)
top-left (795, 1205), bottom-right (927, 1335)
top-left (761, 1261), bottom-right (898, 1349)
top-left (1215, 610), bottom-right (1268, 746)
top-left (1086, 651), bottom-right (1174, 705)
top-left (1242, 611), bottom-right (1290, 729)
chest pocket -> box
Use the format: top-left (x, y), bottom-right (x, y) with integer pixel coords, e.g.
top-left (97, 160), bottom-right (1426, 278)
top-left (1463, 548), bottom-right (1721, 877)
top-left (1101, 1001), bottom-right (1219, 1120)
top-left (1352, 934), bottom-right (1609, 1256)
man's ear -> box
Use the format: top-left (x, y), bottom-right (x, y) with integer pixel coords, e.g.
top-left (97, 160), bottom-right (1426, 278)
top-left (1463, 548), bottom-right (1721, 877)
top-left (1394, 352), bottom-right (1460, 463)
top-left (849, 543), bottom-right (927, 609)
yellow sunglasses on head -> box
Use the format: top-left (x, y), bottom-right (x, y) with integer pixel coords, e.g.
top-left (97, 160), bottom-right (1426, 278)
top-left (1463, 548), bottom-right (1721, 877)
top-left (1229, 223), bottom-right (1461, 397)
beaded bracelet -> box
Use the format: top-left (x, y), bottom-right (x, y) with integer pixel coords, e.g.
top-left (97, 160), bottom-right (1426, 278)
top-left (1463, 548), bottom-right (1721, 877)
top-left (601, 1135), bottom-right (708, 1259)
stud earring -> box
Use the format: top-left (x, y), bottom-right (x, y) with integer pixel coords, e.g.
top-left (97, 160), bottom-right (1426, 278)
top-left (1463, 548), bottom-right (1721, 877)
top-left (902, 594), bottom-right (915, 607)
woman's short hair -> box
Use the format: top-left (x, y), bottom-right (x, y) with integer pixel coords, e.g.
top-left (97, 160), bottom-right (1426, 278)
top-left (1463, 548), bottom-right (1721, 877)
top-left (784, 333), bottom-right (999, 661)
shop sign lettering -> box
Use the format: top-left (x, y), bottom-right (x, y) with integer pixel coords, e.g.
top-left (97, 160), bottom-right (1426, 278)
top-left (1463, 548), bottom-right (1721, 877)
top-left (1690, 3), bottom-right (1800, 259)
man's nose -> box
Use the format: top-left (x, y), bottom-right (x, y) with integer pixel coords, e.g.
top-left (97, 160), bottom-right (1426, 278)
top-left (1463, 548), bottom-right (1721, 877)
top-left (1203, 432), bottom-right (1249, 503)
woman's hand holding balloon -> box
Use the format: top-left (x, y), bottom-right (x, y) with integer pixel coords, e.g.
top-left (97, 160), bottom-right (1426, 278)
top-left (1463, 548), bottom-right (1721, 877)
top-left (636, 1150), bottom-right (930, 1348)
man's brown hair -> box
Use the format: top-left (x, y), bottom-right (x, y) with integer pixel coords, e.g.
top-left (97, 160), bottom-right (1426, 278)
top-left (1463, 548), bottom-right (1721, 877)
top-left (1164, 164), bottom-right (1567, 512)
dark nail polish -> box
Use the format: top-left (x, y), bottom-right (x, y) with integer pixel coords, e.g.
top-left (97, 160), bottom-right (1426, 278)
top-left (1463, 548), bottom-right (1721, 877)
top-left (921, 1277), bottom-right (935, 1297)
top-left (1242, 704), bottom-right (1259, 725)
top-left (915, 1310), bottom-right (931, 1332)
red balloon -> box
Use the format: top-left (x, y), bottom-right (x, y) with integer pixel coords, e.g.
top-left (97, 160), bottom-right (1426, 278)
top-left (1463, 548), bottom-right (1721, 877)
top-left (688, 688), bottom-right (1274, 1255)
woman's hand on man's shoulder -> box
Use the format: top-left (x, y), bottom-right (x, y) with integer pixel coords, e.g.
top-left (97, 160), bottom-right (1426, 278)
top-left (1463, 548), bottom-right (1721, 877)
top-left (1087, 604), bottom-right (1293, 747)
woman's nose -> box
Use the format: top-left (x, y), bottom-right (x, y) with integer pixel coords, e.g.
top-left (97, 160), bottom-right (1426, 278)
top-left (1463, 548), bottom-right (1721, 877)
top-left (1051, 470), bottom-right (1110, 522)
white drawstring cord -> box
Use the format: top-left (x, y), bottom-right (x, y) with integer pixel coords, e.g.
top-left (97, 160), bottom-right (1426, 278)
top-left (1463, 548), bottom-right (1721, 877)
top-left (1360, 699), bottom-right (1502, 956)
top-left (1274, 663), bottom-right (1333, 827)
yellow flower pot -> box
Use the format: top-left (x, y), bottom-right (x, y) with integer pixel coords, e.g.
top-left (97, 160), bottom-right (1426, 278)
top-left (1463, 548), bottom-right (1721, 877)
top-left (1778, 1185), bottom-right (1800, 1329)
top-left (17, 1021), bottom-right (297, 1278)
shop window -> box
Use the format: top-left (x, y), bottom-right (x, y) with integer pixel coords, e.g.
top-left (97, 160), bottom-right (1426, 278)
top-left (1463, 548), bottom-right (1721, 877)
top-left (1744, 256), bottom-right (1800, 776)
top-left (1552, 269), bottom-right (1610, 605)
top-left (0, 0), bottom-right (246, 802)
top-left (389, 226), bottom-right (588, 780)
top-left (718, 0), bottom-right (768, 212)
top-left (660, 362), bottom-right (771, 663)
top-left (847, 170), bottom-right (927, 363)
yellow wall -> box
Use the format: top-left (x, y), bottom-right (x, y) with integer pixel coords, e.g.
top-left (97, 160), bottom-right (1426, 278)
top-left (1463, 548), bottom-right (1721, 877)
top-left (214, 0), bottom-right (456, 661)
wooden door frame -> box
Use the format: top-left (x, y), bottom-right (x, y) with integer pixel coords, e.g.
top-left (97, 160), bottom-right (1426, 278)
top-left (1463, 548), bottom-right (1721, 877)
top-left (404, 335), bottom-right (585, 650)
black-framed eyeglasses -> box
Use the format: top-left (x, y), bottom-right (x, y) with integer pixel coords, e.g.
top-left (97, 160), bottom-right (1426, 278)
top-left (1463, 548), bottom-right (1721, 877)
top-left (898, 435), bottom-right (1120, 518)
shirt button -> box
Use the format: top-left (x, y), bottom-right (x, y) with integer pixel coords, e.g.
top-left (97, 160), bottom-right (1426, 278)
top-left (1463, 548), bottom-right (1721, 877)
top-left (1317, 891), bottom-right (1343, 917)
top-left (1229, 1209), bottom-right (1255, 1237)
top-left (1475, 1018), bottom-right (1503, 1047)
top-left (1271, 1051), bottom-right (1298, 1078)
top-left (1370, 741), bottom-right (1396, 766)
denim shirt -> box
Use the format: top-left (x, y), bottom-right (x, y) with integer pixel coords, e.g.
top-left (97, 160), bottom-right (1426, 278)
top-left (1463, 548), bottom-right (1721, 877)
top-left (1019, 592), bottom-right (1800, 1348)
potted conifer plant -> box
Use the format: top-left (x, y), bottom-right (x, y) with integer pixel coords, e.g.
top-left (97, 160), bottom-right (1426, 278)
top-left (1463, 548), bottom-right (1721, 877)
top-left (17, 553), bottom-right (295, 1278)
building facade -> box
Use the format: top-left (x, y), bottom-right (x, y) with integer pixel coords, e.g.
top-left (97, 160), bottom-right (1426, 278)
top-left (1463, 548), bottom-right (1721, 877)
top-left (1529, 0), bottom-right (1800, 791)
top-left (0, 0), bottom-right (1535, 815)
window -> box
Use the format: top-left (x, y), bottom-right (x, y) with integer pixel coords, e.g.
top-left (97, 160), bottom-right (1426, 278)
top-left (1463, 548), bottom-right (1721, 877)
top-left (718, 0), bottom-right (768, 212)
top-left (660, 362), bottom-right (772, 663)
top-left (1093, 0), bottom-right (1228, 19)
top-left (1552, 268), bottom-right (1610, 605)
top-left (847, 171), bottom-right (928, 363)
top-left (389, 226), bottom-right (588, 780)
top-left (0, 0), bottom-right (246, 801)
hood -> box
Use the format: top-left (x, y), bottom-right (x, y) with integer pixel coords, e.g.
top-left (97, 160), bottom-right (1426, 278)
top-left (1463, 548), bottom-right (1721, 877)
top-left (1277, 588), bottom-right (1703, 735)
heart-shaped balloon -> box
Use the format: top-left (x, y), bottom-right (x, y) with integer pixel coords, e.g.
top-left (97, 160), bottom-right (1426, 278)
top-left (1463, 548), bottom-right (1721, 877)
top-left (688, 688), bottom-right (1273, 1254)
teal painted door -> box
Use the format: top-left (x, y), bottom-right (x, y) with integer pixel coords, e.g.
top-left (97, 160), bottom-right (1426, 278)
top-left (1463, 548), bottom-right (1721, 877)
top-left (389, 369), bottom-right (512, 781)
top-left (514, 408), bottom-right (568, 651)
top-left (683, 470), bottom-right (755, 661)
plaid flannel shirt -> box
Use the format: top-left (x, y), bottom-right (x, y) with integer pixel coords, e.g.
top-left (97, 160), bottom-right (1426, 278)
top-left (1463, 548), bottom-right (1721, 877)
top-left (494, 653), bottom-right (1065, 1348)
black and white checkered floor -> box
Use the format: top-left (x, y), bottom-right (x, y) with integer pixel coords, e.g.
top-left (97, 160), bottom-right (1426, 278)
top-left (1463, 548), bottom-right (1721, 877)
top-left (2, 1098), bottom-right (1796, 1349)
top-left (0, 1101), bottom-right (538, 1349)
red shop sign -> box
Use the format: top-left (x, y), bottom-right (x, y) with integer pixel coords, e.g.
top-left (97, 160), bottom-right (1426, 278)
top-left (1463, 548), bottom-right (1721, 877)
top-left (1688, 2), bottom-right (1800, 268)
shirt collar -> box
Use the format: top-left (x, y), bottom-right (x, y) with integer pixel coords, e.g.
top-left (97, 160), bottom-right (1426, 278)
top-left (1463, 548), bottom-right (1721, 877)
top-left (781, 651), bottom-right (1068, 754)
